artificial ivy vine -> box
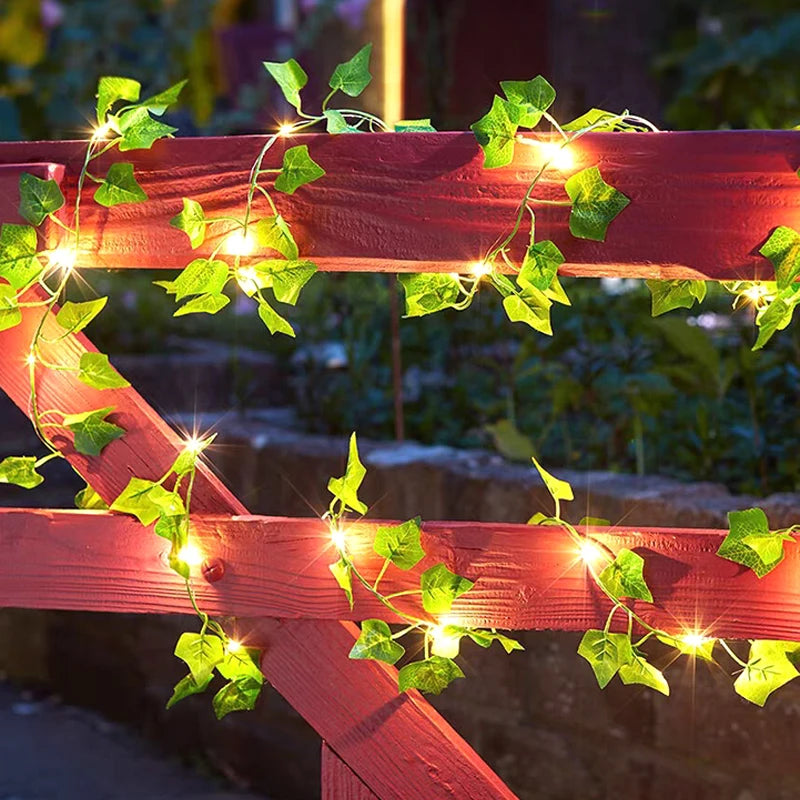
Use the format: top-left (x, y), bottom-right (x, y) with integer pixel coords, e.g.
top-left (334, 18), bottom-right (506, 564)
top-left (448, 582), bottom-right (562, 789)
top-left (0, 44), bottom-right (799, 716)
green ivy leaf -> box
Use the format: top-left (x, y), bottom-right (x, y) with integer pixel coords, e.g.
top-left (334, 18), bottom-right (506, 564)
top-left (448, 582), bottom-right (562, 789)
top-left (466, 630), bottom-right (524, 653)
top-left (250, 259), bottom-right (317, 305)
top-left (330, 557), bottom-right (354, 608)
top-left (169, 198), bottom-right (206, 249)
top-left (18, 173), bottom-right (64, 226)
top-left (96, 76), bottom-right (141, 123)
top-left (55, 297), bottom-right (108, 335)
top-left (174, 293), bottom-right (230, 317)
top-left (420, 563), bottom-right (474, 614)
top-left (274, 145), bottom-right (325, 195)
top-left (577, 630), bottom-right (634, 688)
top-left (174, 632), bottom-right (225, 685)
top-left (734, 640), bottom-right (800, 706)
top-left (62, 406), bottom-right (124, 457)
top-left (0, 455), bottom-right (44, 489)
top-left (618, 653), bottom-right (670, 695)
top-left (77, 352), bottom-right (130, 390)
top-left (565, 166), bottom-right (630, 241)
top-left (324, 110), bottom-right (360, 134)
top-left (645, 279), bottom-right (707, 316)
top-left (399, 273), bottom-right (461, 317)
top-left (753, 287), bottom-right (800, 351)
top-left (579, 516), bottom-right (610, 527)
top-left (0, 223), bottom-right (43, 289)
top-left (349, 619), bottom-right (405, 664)
top-left (263, 58), bottom-right (308, 111)
top-left (518, 240), bottom-right (564, 292)
top-left (136, 80), bottom-right (187, 116)
top-left (717, 507), bottom-right (791, 578)
top-left (760, 226), bottom-right (800, 290)
top-left (499, 75), bottom-right (555, 128)
top-left (398, 656), bottom-right (464, 695)
top-left (531, 457), bottom-right (574, 504)
top-left (110, 477), bottom-right (176, 526)
top-left (470, 95), bottom-right (519, 169)
top-left (328, 44), bottom-right (372, 98)
top-left (75, 483), bottom-right (107, 510)
top-left (94, 163), bottom-right (147, 207)
top-left (394, 119), bottom-right (436, 132)
top-left (502, 290), bottom-right (552, 334)
top-left (154, 513), bottom-right (188, 547)
top-left (255, 215), bottom-right (299, 260)
top-left (160, 258), bottom-right (229, 301)
top-left (217, 647), bottom-right (264, 683)
top-left (562, 108), bottom-right (632, 132)
top-left (328, 432), bottom-right (368, 514)
top-left (257, 300), bottom-right (295, 337)
top-left (117, 106), bottom-right (176, 151)
top-left (374, 517), bottom-right (426, 570)
top-left (0, 284), bottom-right (21, 332)
top-left (166, 672), bottom-right (213, 710)
top-left (597, 548), bottom-right (654, 602)
top-left (212, 675), bottom-right (263, 719)
top-left (170, 434), bottom-right (216, 477)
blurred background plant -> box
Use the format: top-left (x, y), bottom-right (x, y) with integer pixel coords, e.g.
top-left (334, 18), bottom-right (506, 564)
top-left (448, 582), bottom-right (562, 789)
top-left (2, 0), bottom-right (800, 497)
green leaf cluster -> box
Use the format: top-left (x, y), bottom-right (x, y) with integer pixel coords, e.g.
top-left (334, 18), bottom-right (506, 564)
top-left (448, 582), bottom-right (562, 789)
top-left (717, 507), bottom-right (796, 578)
top-left (645, 279), bottom-right (707, 317)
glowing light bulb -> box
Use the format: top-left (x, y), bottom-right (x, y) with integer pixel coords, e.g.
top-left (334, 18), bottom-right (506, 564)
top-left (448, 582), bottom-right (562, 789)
top-left (680, 631), bottom-right (712, 649)
top-left (430, 625), bottom-right (461, 659)
top-left (222, 230), bottom-right (257, 257)
top-left (278, 123), bottom-right (296, 137)
top-left (176, 543), bottom-right (204, 568)
top-left (48, 247), bottom-right (77, 273)
top-left (537, 141), bottom-right (574, 170)
top-left (92, 122), bottom-right (113, 140)
top-left (226, 639), bottom-right (243, 654)
top-left (330, 525), bottom-right (347, 551)
top-left (469, 261), bottom-right (492, 278)
top-left (741, 282), bottom-right (773, 308)
top-left (577, 538), bottom-right (605, 566)
top-left (183, 436), bottom-right (204, 455)
top-left (25, 353), bottom-right (36, 367)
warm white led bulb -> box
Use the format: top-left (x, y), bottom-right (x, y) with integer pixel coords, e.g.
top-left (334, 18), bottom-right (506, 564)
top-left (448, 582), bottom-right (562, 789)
top-left (226, 639), bottom-right (243, 654)
top-left (222, 230), bottom-right (257, 257)
top-left (430, 625), bottom-right (461, 659)
top-left (177, 543), bottom-right (203, 567)
top-left (48, 247), bottom-right (77, 273)
top-left (278, 123), bottom-right (296, 137)
top-left (537, 141), bottom-right (574, 170)
top-left (330, 525), bottom-right (347, 551)
top-left (577, 539), bottom-right (604, 566)
top-left (680, 632), bottom-right (710, 649)
top-left (469, 261), bottom-right (492, 278)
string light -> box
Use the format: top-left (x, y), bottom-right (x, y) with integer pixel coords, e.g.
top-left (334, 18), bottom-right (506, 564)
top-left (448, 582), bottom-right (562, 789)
top-left (91, 122), bottom-right (113, 141)
top-left (430, 624), bottom-right (461, 659)
top-left (176, 543), bottom-right (203, 568)
top-left (680, 631), bottom-right (712, 650)
top-left (183, 436), bottom-right (205, 455)
top-left (469, 261), bottom-right (492, 278)
top-left (278, 123), bottom-right (296, 137)
top-left (577, 538), bottom-right (605, 567)
top-left (741, 282), bottom-right (773, 309)
top-left (330, 524), bottom-right (347, 552)
top-left (25, 353), bottom-right (36, 367)
top-left (48, 247), bottom-right (77, 274)
top-left (222, 230), bottom-right (257, 256)
top-left (226, 639), bottom-right (243, 654)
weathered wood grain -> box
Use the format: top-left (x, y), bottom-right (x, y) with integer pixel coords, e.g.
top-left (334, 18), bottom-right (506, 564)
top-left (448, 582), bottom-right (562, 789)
top-left (1, 509), bottom-right (797, 641)
top-left (1, 132), bottom-right (798, 280)
top-left (322, 743), bottom-right (379, 800)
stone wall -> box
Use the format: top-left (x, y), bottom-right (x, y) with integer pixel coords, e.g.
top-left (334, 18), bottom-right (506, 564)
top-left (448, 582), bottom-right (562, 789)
top-left (3, 411), bottom-right (800, 799)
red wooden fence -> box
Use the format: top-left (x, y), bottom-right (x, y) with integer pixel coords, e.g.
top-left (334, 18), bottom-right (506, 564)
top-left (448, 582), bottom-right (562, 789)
top-left (0, 132), bottom-right (796, 799)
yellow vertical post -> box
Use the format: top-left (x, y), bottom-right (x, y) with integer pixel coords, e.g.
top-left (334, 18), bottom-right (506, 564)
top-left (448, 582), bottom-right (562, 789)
top-left (380, 0), bottom-right (405, 126)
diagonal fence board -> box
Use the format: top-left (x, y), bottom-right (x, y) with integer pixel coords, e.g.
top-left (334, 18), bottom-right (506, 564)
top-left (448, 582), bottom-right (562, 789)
top-left (1, 509), bottom-right (799, 641)
top-left (0, 301), bottom-right (515, 800)
top-left (322, 743), bottom-right (379, 800)
top-left (1, 132), bottom-right (800, 279)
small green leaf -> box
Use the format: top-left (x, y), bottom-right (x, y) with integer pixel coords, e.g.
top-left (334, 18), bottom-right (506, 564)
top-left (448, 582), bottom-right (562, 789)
top-left (94, 163), bottom-right (147, 207)
top-left (518, 240), bottom-right (564, 292)
top-left (55, 297), bottom-right (108, 335)
top-left (0, 284), bottom-right (21, 332)
top-left (577, 630), bottom-right (634, 688)
top-left (166, 673), bottom-right (213, 710)
top-left (255, 215), bottom-right (299, 260)
top-left (484, 419), bottom-right (536, 462)
top-left (565, 166), bottom-right (630, 242)
top-left (217, 647), bottom-right (264, 682)
top-left (212, 675), bottom-right (263, 719)
top-left (110, 477), bottom-right (175, 526)
top-left (562, 108), bottom-right (631, 132)
top-left (170, 434), bottom-right (216, 476)
top-left (169, 198), bottom-right (206, 249)
top-left (263, 58), bottom-right (308, 111)
top-left (734, 640), bottom-right (800, 706)
top-left (531, 457), bottom-right (574, 504)
top-left (618, 654), bottom-right (670, 695)
top-left (717, 507), bottom-right (789, 578)
top-left (328, 44), bottom-right (372, 98)
top-left (174, 632), bottom-right (225, 685)
top-left (578, 516), bottom-right (610, 527)
top-left (502, 290), bottom-right (552, 334)
top-left (420, 563), bottom-right (474, 614)
top-left (137, 80), bottom-right (187, 115)
top-left (0, 455), bottom-right (44, 489)
top-left (466, 630), bottom-right (524, 654)
top-left (753, 287), bottom-right (800, 350)
top-left (62, 406), bottom-right (124, 457)
top-left (117, 106), bottom-right (176, 151)
top-left (77, 352), bottom-right (130, 390)
top-left (760, 226), bottom-right (800, 290)
top-left (274, 145), bottom-right (325, 195)
top-left (324, 110), bottom-right (360, 134)
top-left (597, 548), bottom-right (653, 602)
top-left (328, 432), bottom-right (368, 514)
top-left (257, 299), bottom-right (295, 337)
top-left (499, 76), bottom-right (555, 128)
top-left (96, 76), bottom-right (141, 123)
top-left (399, 273), bottom-right (461, 317)
top-left (645, 279), bottom-right (707, 316)
top-left (470, 95), bottom-right (518, 169)
top-left (349, 620), bottom-right (405, 664)
top-left (164, 258), bottom-right (229, 301)
top-left (18, 173), bottom-right (64, 226)
top-left (0, 223), bottom-right (43, 289)
top-left (174, 293), bottom-right (230, 317)
top-left (394, 119), bottom-right (436, 132)
top-left (75, 483), bottom-right (107, 510)
top-left (154, 513), bottom-right (187, 547)
top-left (329, 557), bottom-right (353, 609)
top-left (251, 259), bottom-right (317, 305)
top-left (374, 517), bottom-right (426, 570)
top-left (398, 656), bottom-right (464, 695)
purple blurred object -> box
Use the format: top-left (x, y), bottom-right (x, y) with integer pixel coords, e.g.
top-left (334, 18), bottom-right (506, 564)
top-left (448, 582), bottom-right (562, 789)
top-left (300, 0), bottom-right (371, 28)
